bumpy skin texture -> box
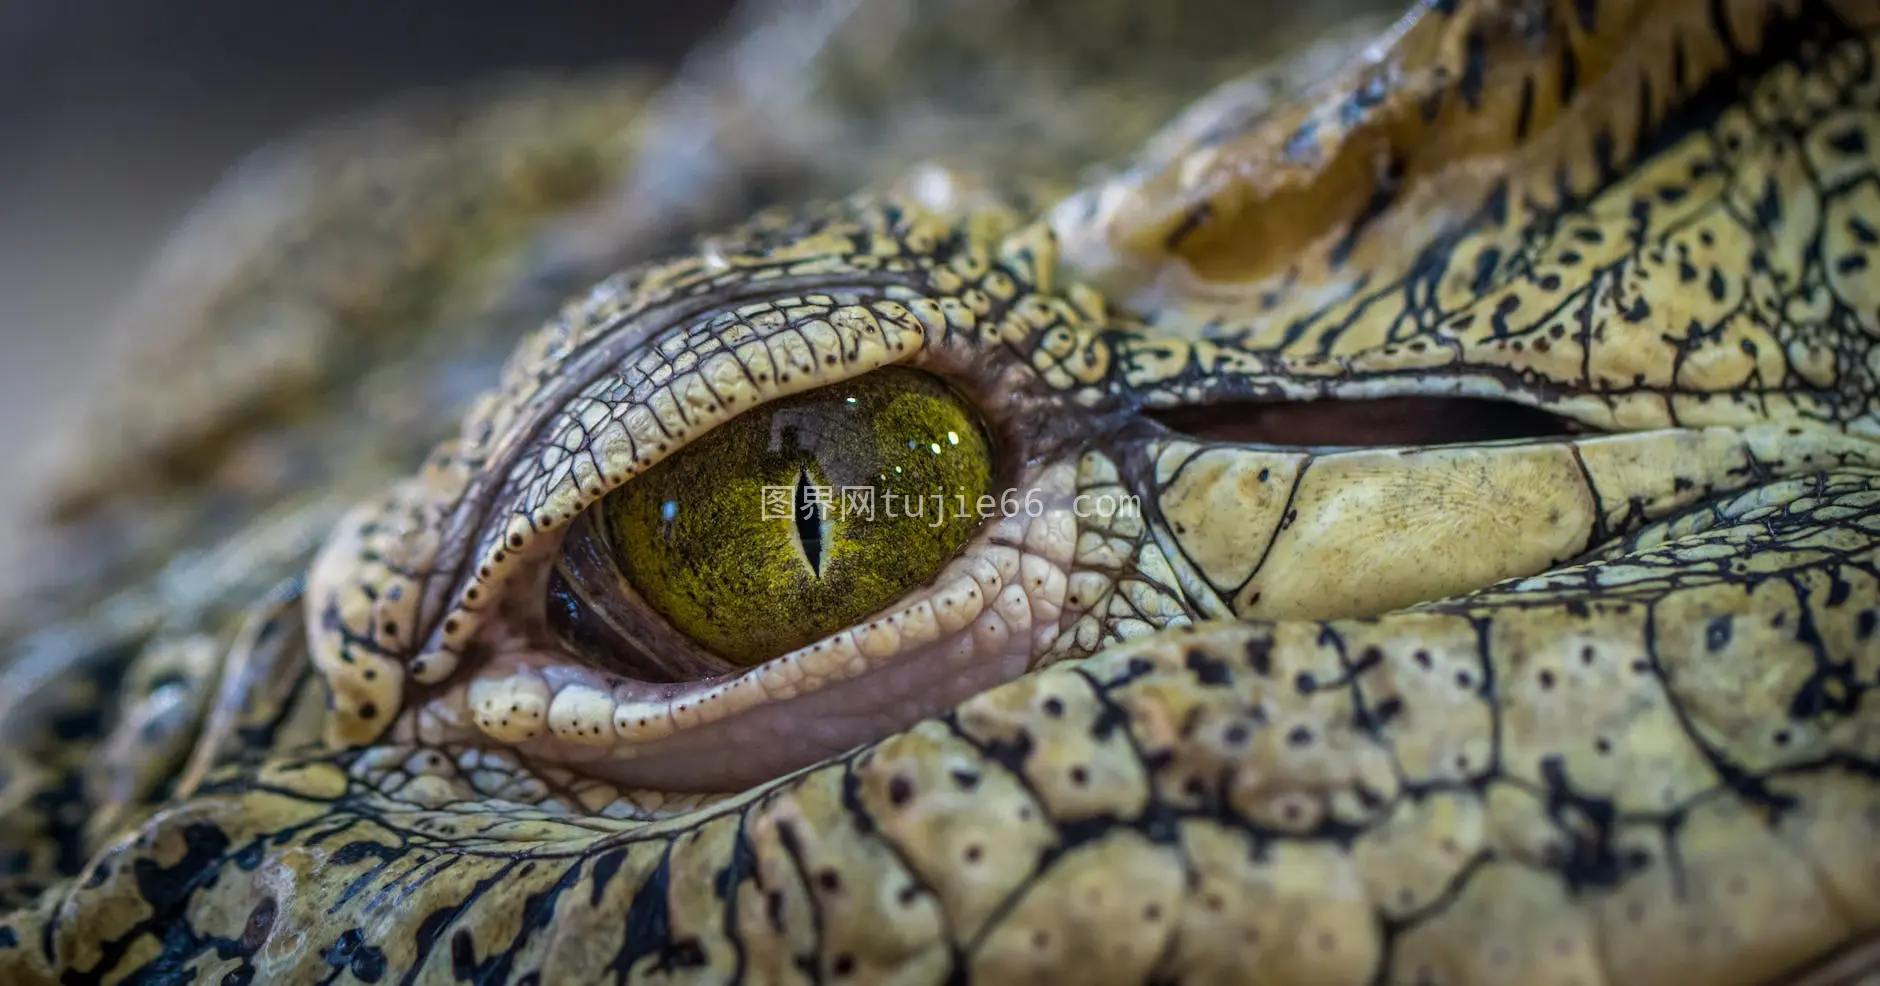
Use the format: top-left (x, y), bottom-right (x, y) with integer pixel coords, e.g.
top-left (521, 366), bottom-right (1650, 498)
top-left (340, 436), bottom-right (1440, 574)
top-left (3, 0), bottom-right (1880, 984)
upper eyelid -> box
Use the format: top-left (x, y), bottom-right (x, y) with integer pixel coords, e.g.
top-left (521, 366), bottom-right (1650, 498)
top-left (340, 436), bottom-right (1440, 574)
top-left (413, 273), bottom-right (900, 629)
top-left (427, 284), bottom-right (928, 633)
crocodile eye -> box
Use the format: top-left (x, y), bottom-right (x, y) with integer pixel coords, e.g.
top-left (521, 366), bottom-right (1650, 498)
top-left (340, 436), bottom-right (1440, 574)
top-left (551, 366), bottom-right (994, 671)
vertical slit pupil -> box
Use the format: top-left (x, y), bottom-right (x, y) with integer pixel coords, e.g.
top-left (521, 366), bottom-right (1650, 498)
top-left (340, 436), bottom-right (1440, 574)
top-left (794, 468), bottom-right (824, 576)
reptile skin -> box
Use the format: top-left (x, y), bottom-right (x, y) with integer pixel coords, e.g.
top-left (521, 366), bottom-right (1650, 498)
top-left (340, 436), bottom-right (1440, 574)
top-left (2, 0), bottom-right (1879, 983)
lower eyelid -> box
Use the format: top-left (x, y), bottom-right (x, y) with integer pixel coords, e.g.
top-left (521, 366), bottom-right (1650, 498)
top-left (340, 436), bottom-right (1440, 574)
top-left (422, 469), bottom-right (1084, 790)
top-left (455, 624), bottom-right (1038, 791)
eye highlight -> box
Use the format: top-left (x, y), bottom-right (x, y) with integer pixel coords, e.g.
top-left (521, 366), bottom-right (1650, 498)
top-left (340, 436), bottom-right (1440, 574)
top-left (556, 366), bottom-right (994, 669)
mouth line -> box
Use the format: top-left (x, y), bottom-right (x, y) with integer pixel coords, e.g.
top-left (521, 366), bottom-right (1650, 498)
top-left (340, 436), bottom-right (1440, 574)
top-left (1145, 395), bottom-right (1586, 449)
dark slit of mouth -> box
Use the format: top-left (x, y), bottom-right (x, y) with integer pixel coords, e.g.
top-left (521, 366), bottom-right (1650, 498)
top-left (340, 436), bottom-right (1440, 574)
top-left (1146, 396), bottom-right (1584, 447)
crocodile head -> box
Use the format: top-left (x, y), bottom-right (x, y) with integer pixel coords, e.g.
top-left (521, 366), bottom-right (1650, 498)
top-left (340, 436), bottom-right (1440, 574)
top-left (2, 1), bottom-right (1878, 984)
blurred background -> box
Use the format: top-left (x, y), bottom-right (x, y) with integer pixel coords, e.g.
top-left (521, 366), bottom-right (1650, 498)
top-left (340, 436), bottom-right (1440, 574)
top-left (0, 0), bottom-right (733, 571)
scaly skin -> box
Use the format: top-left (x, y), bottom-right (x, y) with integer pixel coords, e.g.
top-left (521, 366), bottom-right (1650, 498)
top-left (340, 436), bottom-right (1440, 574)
top-left (2, 0), bottom-right (1879, 983)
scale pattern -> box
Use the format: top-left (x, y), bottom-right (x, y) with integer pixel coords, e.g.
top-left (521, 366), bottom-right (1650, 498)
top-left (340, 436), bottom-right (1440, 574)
top-left (1, 1), bottom-right (1878, 984)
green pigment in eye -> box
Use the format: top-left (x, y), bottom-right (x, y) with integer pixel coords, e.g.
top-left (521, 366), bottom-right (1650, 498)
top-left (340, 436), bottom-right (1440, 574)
top-left (603, 367), bottom-right (993, 666)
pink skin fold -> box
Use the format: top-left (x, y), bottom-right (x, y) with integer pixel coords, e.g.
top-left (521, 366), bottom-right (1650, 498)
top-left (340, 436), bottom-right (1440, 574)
top-left (402, 463), bottom-right (1083, 791)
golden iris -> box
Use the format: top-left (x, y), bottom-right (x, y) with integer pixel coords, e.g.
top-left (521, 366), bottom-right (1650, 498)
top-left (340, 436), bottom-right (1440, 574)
top-left (601, 367), bottom-right (993, 665)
